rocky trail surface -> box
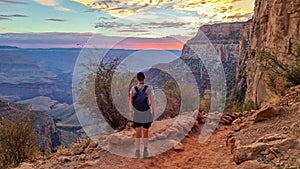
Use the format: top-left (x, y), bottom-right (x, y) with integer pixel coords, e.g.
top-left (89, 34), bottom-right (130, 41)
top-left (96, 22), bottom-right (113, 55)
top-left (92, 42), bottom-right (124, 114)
top-left (16, 86), bottom-right (300, 169)
top-left (19, 126), bottom-right (237, 169)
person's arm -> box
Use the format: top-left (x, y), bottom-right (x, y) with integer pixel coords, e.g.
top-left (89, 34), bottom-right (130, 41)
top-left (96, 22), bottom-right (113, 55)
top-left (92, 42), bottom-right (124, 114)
top-left (129, 89), bottom-right (134, 119)
top-left (150, 91), bottom-right (155, 119)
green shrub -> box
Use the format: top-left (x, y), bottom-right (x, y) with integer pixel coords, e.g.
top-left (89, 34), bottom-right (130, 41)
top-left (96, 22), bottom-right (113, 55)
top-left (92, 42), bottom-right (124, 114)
top-left (199, 90), bottom-right (211, 113)
top-left (94, 58), bottom-right (129, 130)
top-left (0, 113), bottom-right (38, 168)
top-left (53, 117), bottom-right (62, 123)
top-left (76, 58), bottom-right (129, 130)
top-left (225, 98), bottom-right (257, 112)
top-left (259, 48), bottom-right (300, 95)
top-left (295, 42), bottom-right (300, 57)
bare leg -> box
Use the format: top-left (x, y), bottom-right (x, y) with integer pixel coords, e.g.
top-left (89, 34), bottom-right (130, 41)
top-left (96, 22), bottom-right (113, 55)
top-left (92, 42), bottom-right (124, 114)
top-left (135, 127), bottom-right (141, 150)
top-left (142, 127), bottom-right (149, 157)
top-left (142, 127), bottom-right (149, 148)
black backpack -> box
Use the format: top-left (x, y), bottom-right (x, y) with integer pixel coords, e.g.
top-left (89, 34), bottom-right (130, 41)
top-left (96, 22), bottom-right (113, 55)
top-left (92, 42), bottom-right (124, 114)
top-left (133, 85), bottom-right (150, 112)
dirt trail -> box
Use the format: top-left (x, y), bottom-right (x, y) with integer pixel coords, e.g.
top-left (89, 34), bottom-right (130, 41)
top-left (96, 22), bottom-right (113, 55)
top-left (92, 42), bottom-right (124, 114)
top-left (36, 126), bottom-right (237, 169)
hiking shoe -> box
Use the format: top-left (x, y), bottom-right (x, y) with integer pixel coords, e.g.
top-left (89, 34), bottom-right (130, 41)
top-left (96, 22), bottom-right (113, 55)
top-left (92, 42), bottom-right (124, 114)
top-left (135, 149), bottom-right (140, 158)
top-left (143, 149), bottom-right (149, 158)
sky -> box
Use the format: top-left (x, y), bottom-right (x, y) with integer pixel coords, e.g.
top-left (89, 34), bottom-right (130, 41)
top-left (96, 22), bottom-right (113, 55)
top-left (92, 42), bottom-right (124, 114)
top-left (0, 0), bottom-right (254, 49)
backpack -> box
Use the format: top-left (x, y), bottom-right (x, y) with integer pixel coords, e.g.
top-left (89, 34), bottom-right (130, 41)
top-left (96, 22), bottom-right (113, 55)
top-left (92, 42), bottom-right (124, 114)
top-left (133, 85), bottom-right (150, 112)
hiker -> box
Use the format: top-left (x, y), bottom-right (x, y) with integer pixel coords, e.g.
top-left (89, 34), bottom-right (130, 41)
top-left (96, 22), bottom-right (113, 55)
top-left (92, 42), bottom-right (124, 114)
top-left (129, 72), bottom-right (155, 158)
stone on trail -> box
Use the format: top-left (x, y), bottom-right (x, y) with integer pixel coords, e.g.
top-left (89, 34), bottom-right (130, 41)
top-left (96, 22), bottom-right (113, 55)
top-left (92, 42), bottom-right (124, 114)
top-left (251, 104), bottom-right (280, 122)
top-left (237, 160), bottom-right (272, 169)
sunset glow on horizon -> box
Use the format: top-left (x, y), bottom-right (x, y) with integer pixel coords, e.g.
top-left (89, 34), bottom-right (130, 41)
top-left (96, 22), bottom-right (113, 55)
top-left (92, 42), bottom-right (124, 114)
top-left (0, 0), bottom-right (254, 49)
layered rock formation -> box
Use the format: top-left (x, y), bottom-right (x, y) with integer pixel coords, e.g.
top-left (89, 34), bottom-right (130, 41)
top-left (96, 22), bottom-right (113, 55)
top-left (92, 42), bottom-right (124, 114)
top-left (0, 100), bottom-right (61, 153)
top-left (235, 0), bottom-right (300, 106)
top-left (181, 22), bottom-right (244, 93)
top-left (14, 96), bottom-right (82, 147)
top-left (182, 22), bottom-right (243, 62)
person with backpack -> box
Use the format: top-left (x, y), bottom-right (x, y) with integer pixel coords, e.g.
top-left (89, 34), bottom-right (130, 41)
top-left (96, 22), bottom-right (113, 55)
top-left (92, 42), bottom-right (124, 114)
top-left (129, 72), bottom-right (155, 158)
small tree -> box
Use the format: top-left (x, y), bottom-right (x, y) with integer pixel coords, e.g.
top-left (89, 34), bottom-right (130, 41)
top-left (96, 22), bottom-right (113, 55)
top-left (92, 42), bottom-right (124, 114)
top-left (94, 59), bottom-right (130, 130)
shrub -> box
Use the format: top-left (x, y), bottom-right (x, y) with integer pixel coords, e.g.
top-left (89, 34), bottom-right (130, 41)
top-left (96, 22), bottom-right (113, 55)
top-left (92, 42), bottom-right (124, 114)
top-left (259, 48), bottom-right (300, 95)
top-left (199, 90), bottom-right (211, 113)
top-left (294, 42), bottom-right (300, 57)
top-left (53, 117), bottom-right (62, 123)
top-left (0, 113), bottom-right (38, 168)
top-left (76, 58), bottom-right (129, 130)
top-left (94, 58), bottom-right (129, 130)
top-left (225, 99), bottom-right (257, 112)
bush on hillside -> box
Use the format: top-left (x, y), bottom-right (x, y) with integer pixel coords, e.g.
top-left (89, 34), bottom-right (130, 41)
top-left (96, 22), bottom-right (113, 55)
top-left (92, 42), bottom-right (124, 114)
top-left (199, 89), bottom-right (211, 113)
top-left (75, 57), bottom-right (132, 130)
top-left (0, 113), bottom-right (38, 168)
top-left (259, 44), bottom-right (300, 95)
top-left (94, 58), bottom-right (129, 130)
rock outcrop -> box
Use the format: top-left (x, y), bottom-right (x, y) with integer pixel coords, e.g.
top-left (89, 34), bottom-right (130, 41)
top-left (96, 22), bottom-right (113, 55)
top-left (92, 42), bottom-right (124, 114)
top-left (235, 0), bottom-right (300, 106)
top-left (14, 96), bottom-right (83, 147)
top-left (182, 22), bottom-right (243, 62)
top-left (227, 96), bottom-right (300, 168)
top-left (0, 100), bottom-right (61, 153)
top-left (181, 22), bottom-right (244, 93)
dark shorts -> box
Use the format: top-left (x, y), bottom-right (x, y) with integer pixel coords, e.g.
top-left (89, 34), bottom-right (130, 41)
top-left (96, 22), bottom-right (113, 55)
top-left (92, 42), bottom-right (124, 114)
top-left (133, 122), bottom-right (152, 128)
top-left (132, 109), bottom-right (153, 129)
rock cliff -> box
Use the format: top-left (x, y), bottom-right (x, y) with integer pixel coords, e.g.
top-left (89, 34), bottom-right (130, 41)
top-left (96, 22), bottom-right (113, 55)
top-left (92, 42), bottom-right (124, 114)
top-left (0, 100), bottom-right (61, 153)
top-left (235, 0), bottom-right (300, 106)
top-left (181, 22), bottom-right (244, 93)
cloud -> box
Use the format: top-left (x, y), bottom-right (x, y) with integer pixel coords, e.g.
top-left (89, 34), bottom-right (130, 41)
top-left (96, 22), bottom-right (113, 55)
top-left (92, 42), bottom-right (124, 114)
top-left (0, 14), bottom-right (27, 20)
top-left (0, 17), bottom-right (11, 20)
top-left (224, 12), bottom-right (252, 20)
top-left (95, 20), bottom-right (190, 30)
top-left (169, 0), bottom-right (242, 10)
top-left (73, 0), bottom-right (253, 27)
top-left (55, 6), bottom-right (73, 12)
top-left (46, 18), bottom-right (67, 22)
top-left (95, 21), bottom-right (134, 29)
top-left (0, 0), bottom-right (27, 5)
top-left (73, 0), bottom-right (161, 17)
top-left (117, 29), bottom-right (149, 33)
top-left (34, 0), bottom-right (57, 6)
top-left (0, 14), bottom-right (27, 17)
top-left (143, 21), bottom-right (191, 29)
top-left (33, 0), bottom-right (73, 12)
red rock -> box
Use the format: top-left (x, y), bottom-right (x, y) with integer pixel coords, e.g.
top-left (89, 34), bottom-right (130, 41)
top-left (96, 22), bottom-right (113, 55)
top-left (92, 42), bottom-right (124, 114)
top-left (79, 154), bottom-right (86, 160)
top-left (84, 148), bottom-right (93, 154)
top-left (73, 147), bottom-right (84, 155)
top-left (237, 160), bottom-right (272, 169)
top-left (91, 153), bottom-right (100, 159)
top-left (174, 143), bottom-right (184, 151)
top-left (251, 105), bottom-right (280, 122)
top-left (232, 118), bottom-right (242, 125)
top-left (58, 156), bottom-right (72, 163)
top-left (88, 141), bottom-right (97, 149)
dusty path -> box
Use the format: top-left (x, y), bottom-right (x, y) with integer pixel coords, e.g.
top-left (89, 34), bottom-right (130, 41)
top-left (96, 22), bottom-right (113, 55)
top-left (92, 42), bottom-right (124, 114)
top-left (36, 126), bottom-right (237, 169)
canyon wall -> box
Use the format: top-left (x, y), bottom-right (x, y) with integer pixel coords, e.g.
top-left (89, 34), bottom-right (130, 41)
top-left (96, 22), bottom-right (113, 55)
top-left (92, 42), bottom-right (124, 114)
top-left (235, 0), bottom-right (300, 106)
top-left (0, 100), bottom-right (61, 153)
top-left (181, 22), bottom-right (244, 93)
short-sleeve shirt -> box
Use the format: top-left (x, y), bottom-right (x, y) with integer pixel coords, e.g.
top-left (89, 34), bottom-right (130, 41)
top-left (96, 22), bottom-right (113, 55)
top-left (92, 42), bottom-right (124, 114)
top-left (130, 84), bottom-right (154, 106)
